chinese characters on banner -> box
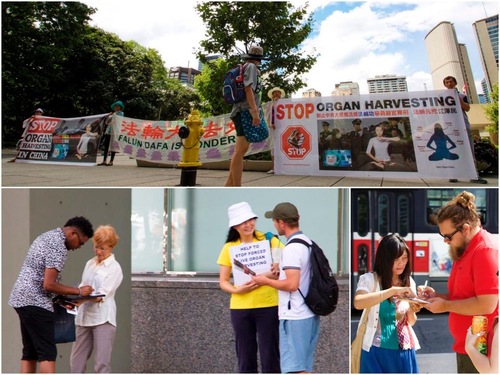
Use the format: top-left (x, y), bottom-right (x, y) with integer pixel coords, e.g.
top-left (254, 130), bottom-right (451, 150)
top-left (111, 111), bottom-right (269, 164)
top-left (15, 111), bottom-right (270, 165)
top-left (14, 90), bottom-right (476, 180)
top-left (274, 89), bottom-right (476, 179)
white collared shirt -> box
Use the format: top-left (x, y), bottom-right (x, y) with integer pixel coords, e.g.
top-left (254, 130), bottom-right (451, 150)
top-left (75, 253), bottom-right (123, 327)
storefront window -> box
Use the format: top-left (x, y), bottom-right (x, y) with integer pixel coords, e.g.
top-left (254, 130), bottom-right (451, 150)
top-left (132, 188), bottom-right (347, 274)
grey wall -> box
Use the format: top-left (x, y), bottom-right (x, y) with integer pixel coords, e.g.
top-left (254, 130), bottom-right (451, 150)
top-left (131, 276), bottom-right (349, 373)
top-left (2, 188), bottom-right (131, 373)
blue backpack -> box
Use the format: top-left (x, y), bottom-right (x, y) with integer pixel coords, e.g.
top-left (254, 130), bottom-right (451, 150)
top-left (222, 63), bottom-right (248, 104)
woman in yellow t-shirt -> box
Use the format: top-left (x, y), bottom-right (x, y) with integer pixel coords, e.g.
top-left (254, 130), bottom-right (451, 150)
top-left (217, 201), bottom-right (282, 373)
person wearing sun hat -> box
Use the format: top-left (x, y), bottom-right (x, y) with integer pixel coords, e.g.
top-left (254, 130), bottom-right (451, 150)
top-left (217, 201), bottom-right (282, 373)
top-left (265, 87), bottom-right (286, 174)
top-left (225, 45), bottom-right (269, 186)
top-left (98, 101), bottom-right (124, 166)
top-left (252, 202), bottom-right (320, 374)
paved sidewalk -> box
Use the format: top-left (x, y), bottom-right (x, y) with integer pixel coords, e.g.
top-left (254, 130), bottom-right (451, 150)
top-left (2, 149), bottom-right (498, 187)
top-left (417, 352), bottom-right (457, 373)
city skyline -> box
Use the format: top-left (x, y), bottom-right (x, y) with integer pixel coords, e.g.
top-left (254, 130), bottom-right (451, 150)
top-left (82, 0), bottom-right (498, 97)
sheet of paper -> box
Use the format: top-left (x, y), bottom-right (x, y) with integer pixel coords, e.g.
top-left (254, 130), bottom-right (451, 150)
top-left (398, 297), bottom-right (430, 304)
top-left (230, 240), bottom-right (272, 286)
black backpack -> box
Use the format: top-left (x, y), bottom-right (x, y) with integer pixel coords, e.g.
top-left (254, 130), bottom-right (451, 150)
top-left (288, 238), bottom-right (339, 316)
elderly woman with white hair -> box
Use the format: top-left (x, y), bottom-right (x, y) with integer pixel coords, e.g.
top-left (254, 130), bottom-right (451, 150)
top-left (70, 225), bottom-right (123, 373)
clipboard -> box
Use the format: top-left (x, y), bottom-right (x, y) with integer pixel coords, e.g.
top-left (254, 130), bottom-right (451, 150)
top-left (64, 294), bottom-right (106, 301)
top-left (53, 294), bottom-right (105, 306)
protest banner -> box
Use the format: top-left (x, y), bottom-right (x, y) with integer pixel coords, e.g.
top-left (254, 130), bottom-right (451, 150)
top-left (15, 114), bottom-right (108, 165)
top-left (111, 111), bottom-right (270, 164)
top-left (13, 90), bottom-right (476, 180)
top-left (273, 90), bottom-right (477, 179)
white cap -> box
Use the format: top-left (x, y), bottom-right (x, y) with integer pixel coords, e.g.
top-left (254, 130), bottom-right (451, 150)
top-left (228, 202), bottom-right (258, 228)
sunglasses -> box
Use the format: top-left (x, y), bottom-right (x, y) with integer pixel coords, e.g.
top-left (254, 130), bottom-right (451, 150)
top-left (439, 225), bottom-right (463, 241)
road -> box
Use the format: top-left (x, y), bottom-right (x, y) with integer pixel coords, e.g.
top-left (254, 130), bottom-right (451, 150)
top-left (351, 310), bottom-right (457, 373)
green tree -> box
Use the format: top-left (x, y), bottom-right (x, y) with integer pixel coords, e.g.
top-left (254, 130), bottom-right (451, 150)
top-left (2, 1), bottom-right (95, 143)
top-left (194, 58), bottom-right (233, 116)
top-left (2, 2), bottom-right (200, 146)
top-left (195, 1), bottom-right (317, 116)
top-left (484, 84), bottom-right (498, 135)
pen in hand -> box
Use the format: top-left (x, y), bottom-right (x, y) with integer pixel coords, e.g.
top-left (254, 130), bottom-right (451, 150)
top-left (422, 280), bottom-right (428, 298)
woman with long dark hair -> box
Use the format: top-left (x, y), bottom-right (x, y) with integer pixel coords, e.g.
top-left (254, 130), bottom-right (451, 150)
top-left (217, 202), bottom-right (282, 373)
top-left (353, 234), bottom-right (422, 373)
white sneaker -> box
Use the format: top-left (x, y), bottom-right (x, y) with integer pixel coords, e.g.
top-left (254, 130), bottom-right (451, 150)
top-left (266, 169), bottom-right (274, 174)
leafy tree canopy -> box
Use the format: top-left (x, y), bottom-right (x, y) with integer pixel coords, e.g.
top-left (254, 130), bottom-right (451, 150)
top-left (484, 84), bottom-right (498, 135)
top-left (2, 1), bottom-right (199, 146)
top-left (195, 1), bottom-right (317, 115)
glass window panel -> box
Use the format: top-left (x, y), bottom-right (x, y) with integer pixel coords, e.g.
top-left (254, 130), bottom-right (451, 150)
top-left (167, 188), bottom-right (342, 273)
top-left (356, 193), bottom-right (369, 237)
top-left (377, 194), bottom-right (389, 236)
top-left (131, 189), bottom-right (166, 273)
top-left (397, 195), bottom-right (410, 236)
top-left (132, 188), bottom-right (348, 274)
top-left (425, 189), bottom-right (488, 225)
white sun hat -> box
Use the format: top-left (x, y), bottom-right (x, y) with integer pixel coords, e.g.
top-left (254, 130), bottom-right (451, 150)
top-left (228, 202), bottom-right (258, 228)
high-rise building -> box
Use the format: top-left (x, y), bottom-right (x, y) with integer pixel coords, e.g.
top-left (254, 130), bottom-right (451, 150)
top-left (197, 54), bottom-right (222, 71)
top-left (302, 88), bottom-right (322, 97)
top-left (481, 78), bottom-right (491, 103)
top-left (367, 74), bottom-right (407, 93)
top-left (331, 81), bottom-right (360, 96)
top-left (425, 21), bottom-right (479, 103)
top-left (168, 66), bottom-right (200, 86)
top-left (473, 14), bottom-right (498, 99)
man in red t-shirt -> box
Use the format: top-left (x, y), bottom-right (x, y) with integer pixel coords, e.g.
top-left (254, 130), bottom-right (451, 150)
top-left (419, 191), bottom-right (498, 373)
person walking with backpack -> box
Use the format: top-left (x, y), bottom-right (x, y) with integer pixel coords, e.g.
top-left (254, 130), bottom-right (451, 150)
top-left (225, 45), bottom-right (267, 186)
top-left (352, 234), bottom-right (422, 373)
top-left (217, 202), bottom-right (282, 373)
top-left (252, 202), bottom-right (320, 373)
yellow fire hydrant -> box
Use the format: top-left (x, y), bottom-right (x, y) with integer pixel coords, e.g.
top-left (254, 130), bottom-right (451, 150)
top-left (178, 109), bottom-right (204, 186)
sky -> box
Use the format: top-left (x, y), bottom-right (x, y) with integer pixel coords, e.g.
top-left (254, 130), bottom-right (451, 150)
top-left (81, 0), bottom-right (498, 97)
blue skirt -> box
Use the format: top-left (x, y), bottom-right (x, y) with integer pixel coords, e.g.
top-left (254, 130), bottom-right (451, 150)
top-left (360, 346), bottom-right (419, 373)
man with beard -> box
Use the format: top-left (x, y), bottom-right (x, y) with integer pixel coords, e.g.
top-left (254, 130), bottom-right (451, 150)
top-left (418, 191), bottom-right (498, 373)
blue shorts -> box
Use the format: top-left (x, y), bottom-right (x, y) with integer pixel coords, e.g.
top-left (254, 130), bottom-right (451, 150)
top-left (279, 316), bottom-right (320, 373)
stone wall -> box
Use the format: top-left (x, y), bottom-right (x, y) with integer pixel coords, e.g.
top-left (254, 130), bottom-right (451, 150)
top-left (131, 275), bottom-right (349, 373)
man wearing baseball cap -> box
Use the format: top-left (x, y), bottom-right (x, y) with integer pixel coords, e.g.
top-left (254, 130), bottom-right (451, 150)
top-left (252, 202), bottom-right (320, 373)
